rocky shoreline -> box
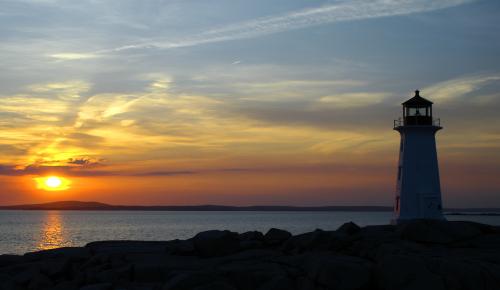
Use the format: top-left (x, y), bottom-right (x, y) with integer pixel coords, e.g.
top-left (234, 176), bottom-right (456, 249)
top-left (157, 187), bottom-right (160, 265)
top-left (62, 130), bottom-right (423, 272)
top-left (1, 220), bottom-right (499, 290)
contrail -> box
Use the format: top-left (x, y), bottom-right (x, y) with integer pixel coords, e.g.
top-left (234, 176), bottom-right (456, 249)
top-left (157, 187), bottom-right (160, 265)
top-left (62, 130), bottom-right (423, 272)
top-left (53, 0), bottom-right (475, 59)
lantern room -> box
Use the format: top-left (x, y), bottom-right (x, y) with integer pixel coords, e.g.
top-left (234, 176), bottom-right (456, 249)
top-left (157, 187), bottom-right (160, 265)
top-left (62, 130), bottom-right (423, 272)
top-left (402, 90), bottom-right (433, 126)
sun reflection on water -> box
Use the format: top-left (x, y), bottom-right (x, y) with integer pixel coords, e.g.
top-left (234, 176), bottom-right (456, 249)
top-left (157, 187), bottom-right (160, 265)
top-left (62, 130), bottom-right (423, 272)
top-left (37, 211), bottom-right (71, 250)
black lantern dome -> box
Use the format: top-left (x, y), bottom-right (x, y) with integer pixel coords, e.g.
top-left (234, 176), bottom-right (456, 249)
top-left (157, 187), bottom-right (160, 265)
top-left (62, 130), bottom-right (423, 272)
top-left (402, 90), bottom-right (433, 125)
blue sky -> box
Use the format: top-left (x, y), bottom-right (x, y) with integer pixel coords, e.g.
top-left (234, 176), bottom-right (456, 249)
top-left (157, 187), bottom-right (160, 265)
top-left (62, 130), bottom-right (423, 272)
top-left (1, 0), bottom-right (500, 206)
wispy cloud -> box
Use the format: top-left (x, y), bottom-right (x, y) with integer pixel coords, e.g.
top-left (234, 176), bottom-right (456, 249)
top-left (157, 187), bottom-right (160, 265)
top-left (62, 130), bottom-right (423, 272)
top-left (423, 74), bottom-right (500, 103)
top-left (317, 92), bottom-right (388, 108)
top-left (83, 0), bottom-right (474, 55)
top-left (49, 53), bottom-right (99, 61)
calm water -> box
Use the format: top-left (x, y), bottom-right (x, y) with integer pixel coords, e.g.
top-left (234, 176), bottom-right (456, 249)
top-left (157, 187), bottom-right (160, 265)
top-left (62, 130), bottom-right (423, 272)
top-left (1, 210), bottom-right (500, 255)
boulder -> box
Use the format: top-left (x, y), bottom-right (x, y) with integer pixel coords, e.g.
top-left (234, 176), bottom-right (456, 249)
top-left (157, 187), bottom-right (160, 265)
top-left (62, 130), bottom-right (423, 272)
top-left (41, 257), bottom-right (71, 277)
top-left (125, 253), bottom-right (167, 265)
top-left (192, 281), bottom-right (236, 290)
top-left (10, 263), bottom-right (41, 284)
top-left (337, 222), bottom-right (361, 235)
top-left (295, 276), bottom-right (317, 290)
top-left (460, 233), bottom-right (500, 249)
top-left (239, 240), bottom-right (263, 250)
top-left (162, 271), bottom-right (226, 290)
top-left (376, 254), bottom-right (445, 290)
top-left (192, 230), bottom-right (240, 257)
top-left (218, 260), bottom-right (287, 290)
top-left (165, 240), bottom-right (195, 256)
top-left (85, 241), bottom-right (169, 255)
top-left (116, 282), bottom-right (162, 290)
top-left (238, 231), bottom-right (264, 241)
top-left (24, 247), bottom-right (91, 261)
top-left (302, 253), bottom-right (372, 290)
top-left (263, 228), bottom-right (292, 246)
top-left (96, 265), bottom-right (132, 284)
top-left (283, 230), bottom-right (347, 253)
top-left (212, 249), bottom-right (280, 265)
top-left (256, 275), bottom-right (295, 290)
top-left (0, 255), bottom-right (25, 268)
top-left (397, 220), bottom-right (482, 244)
top-left (133, 264), bottom-right (167, 283)
top-left (0, 273), bottom-right (23, 290)
top-left (79, 283), bottom-right (112, 290)
top-left (52, 281), bottom-right (80, 290)
top-left (27, 273), bottom-right (53, 290)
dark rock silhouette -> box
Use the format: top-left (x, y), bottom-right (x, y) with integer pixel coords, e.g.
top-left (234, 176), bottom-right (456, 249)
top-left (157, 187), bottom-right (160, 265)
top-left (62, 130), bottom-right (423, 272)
top-left (1, 220), bottom-right (499, 290)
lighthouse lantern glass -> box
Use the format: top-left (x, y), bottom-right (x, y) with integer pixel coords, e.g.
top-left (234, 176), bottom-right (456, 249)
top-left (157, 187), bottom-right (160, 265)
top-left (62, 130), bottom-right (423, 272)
top-left (403, 104), bottom-right (433, 126)
top-left (407, 106), bottom-right (430, 117)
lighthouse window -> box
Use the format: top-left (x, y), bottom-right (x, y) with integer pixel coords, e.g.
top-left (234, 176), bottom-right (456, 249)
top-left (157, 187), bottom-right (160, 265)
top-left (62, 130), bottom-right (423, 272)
top-left (408, 107), bottom-right (430, 117)
top-left (408, 108), bottom-right (420, 116)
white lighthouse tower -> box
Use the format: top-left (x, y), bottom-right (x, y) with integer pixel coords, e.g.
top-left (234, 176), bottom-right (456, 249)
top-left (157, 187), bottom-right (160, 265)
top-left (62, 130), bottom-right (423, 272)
top-left (392, 90), bottom-right (445, 224)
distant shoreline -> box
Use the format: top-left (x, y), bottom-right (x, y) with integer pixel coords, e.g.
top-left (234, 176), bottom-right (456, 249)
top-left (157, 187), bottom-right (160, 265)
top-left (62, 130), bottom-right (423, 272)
top-left (0, 201), bottom-right (499, 214)
top-left (0, 201), bottom-right (392, 212)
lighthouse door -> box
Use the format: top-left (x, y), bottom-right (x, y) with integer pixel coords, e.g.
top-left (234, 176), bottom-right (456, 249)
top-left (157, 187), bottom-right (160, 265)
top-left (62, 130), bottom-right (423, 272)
top-left (419, 195), bottom-right (441, 218)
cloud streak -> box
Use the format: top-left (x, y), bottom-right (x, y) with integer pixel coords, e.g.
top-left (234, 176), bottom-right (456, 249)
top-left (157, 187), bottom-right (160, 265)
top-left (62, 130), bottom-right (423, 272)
top-left (89, 0), bottom-right (475, 55)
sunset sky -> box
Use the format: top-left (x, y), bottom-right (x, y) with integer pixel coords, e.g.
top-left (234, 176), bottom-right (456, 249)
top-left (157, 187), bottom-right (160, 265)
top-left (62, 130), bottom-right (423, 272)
top-left (1, 0), bottom-right (499, 207)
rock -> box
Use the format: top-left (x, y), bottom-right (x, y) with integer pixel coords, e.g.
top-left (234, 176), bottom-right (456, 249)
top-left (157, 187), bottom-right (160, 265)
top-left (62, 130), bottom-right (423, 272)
top-left (212, 249), bottom-right (281, 265)
top-left (116, 282), bottom-right (163, 290)
top-left (218, 260), bottom-right (287, 290)
top-left (82, 264), bottom-right (110, 285)
top-left (86, 241), bottom-right (170, 255)
top-left (239, 240), bottom-right (263, 250)
top-left (257, 275), bottom-right (295, 290)
top-left (263, 228), bottom-right (292, 245)
top-left (27, 273), bottom-right (53, 290)
top-left (192, 230), bottom-right (240, 257)
top-left (165, 240), bottom-right (195, 255)
top-left (10, 263), bottom-right (41, 284)
top-left (125, 253), bottom-right (169, 266)
top-left (41, 257), bottom-right (70, 277)
top-left (373, 240), bottom-right (425, 260)
top-left (2, 221), bottom-right (499, 290)
top-left (52, 281), bottom-right (80, 290)
top-left (337, 222), bottom-right (361, 235)
top-left (24, 247), bottom-right (91, 261)
top-left (238, 231), bottom-right (264, 241)
top-left (283, 230), bottom-right (346, 253)
top-left (162, 271), bottom-right (225, 290)
top-left (397, 220), bottom-right (483, 244)
top-left (96, 265), bottom-right (132, 283)
top-left (0, 273), bottom-right (23, 290)
top-left (376, 254), bottom-right (445, 290)
top-left (303, 253), bottom-right (372, 290)
top-left (295, 277), bottom-right (316, 290)
top-left (0, 255), bottom-right (25, 268)
top-left (134, 264), bottom-right (166, 283)
top-left (193, 281), bottom-right (236, 290)
top-left (79, 283), bottom-right (112, 290)
top-left (460, 233), bottom-right (500, 249)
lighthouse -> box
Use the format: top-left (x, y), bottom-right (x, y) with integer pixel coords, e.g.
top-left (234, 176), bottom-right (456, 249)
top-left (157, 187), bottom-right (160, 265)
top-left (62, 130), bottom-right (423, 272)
top-left (392, 90), bottom-right (445, 224)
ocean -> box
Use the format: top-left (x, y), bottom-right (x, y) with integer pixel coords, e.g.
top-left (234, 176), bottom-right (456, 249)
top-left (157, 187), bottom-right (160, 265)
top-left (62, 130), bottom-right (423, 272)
top-left (1, 210), bottom-right (499, 255)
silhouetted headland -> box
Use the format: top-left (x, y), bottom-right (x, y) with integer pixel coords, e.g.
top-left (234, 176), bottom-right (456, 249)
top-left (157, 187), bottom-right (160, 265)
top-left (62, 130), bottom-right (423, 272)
top-left (1, 201), bottom-right (499, 214)
top-left (1, 219), bottom-right (499, 289)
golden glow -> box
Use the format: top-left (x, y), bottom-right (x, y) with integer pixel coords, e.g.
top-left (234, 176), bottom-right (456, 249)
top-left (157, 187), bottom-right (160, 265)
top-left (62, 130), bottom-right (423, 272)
top-left (35, 176), bottom-right (71, 191)
top-left (37, 211), bottom-right (70, 250)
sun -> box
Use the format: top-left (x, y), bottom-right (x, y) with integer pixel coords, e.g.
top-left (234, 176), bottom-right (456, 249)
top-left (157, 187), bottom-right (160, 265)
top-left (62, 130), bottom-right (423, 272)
top-left (45, 176), bottom-right (62, 188)
top-left (35, 176), bottom-right (71, 191)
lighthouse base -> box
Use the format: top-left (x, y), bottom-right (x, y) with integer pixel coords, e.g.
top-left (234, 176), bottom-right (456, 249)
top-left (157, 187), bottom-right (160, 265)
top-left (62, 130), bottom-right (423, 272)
top-left (391, 215), bottom-right (446, 225)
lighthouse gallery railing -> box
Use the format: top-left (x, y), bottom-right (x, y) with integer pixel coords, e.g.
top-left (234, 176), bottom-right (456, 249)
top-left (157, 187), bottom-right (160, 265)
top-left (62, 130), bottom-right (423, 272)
top-left (393, 118), bottom-right (441, 128)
